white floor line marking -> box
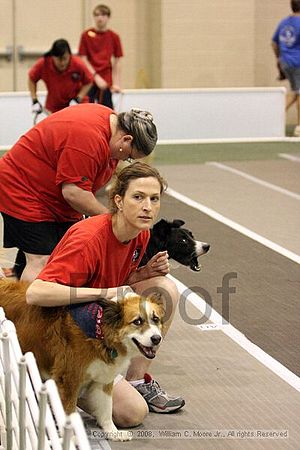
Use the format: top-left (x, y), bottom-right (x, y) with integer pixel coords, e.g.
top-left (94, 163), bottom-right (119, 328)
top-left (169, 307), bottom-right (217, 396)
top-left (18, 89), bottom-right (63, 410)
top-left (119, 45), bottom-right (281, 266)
top-left (279, 152), bottom-right (300, 163)
top-left (157, 137), bottom-right (300, 144)
top-left (166, 187), bottom-right (300, 264)
top-left (169, 275), bottom-right (300, 392)
top-left (207, 161), bottom-right (300, 201)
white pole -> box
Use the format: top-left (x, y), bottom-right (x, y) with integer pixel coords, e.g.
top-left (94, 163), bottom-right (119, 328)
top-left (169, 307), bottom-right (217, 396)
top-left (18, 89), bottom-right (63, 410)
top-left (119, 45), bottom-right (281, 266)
top-left (18, 356), bottom-right (27, 450)
top-left (25, 353), bottom-right (60, 450)
top-left (69, 412), bottom-right (92, 450)
top-left (45, 379), bottom-right (66, 433)
top-left (37, 385), bottom-right (47, 450)
top-left (62, 418), bottom-right (73, 450)
top-left (1, 332), bottom-right (13, 450)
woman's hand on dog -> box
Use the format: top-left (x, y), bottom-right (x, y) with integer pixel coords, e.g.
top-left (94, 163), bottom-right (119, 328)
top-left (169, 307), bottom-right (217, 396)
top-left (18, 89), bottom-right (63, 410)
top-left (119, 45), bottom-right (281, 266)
top-left (143, 251), bottom-right (170, 278)
top-left (126, 251), bottom-right (170, 285)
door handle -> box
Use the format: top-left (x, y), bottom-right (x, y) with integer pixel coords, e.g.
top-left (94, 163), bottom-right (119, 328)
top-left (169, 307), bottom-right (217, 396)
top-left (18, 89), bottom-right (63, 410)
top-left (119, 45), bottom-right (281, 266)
top-left (17, 45), bottom-right (44, 61)
top-left (0, 46), bottom-right (13, 62)
top-left (17, 45), bottom-right (25, 61)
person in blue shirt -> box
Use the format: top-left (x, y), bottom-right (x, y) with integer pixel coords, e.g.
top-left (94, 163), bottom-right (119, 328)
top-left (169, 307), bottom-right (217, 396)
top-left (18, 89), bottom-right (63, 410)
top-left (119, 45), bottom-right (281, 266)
top-left (272, 0), bottom-right (300, 136)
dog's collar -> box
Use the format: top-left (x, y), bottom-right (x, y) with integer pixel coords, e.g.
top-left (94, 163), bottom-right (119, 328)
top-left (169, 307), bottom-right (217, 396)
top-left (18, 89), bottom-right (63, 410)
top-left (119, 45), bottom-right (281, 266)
top-left (68, 303), bottom-right (118, 359)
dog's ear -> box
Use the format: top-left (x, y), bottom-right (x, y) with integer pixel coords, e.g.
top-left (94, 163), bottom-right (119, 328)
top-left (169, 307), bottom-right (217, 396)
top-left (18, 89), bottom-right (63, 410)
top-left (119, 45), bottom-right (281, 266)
top-left (96, 298), bottom-right (123, 328)
top-left (148, 292), bottom-right (162, 304)
top-left (148, 292), bottom-right (165, 311)
top-left (148, 293), bottom-right (166, 323)
top-left (172, 219), bottom-right (185, 228)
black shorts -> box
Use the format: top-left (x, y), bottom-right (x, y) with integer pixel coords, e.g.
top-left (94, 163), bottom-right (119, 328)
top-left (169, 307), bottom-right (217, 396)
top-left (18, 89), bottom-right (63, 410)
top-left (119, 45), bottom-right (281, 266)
top-left (1, 212), bottom-right (76, 255)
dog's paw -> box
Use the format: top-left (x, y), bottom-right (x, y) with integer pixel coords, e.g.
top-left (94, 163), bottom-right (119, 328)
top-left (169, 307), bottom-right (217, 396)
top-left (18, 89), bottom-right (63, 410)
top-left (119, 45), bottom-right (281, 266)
top-left (115, 430), bottom-right (133, 441)
top-left (107, 429), bottom-right (133, 441)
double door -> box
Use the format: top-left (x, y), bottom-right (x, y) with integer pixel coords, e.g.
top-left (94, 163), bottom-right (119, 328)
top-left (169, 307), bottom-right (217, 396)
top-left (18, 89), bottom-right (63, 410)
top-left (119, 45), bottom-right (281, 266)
top-left (0, 0), bottom-right (84, 91)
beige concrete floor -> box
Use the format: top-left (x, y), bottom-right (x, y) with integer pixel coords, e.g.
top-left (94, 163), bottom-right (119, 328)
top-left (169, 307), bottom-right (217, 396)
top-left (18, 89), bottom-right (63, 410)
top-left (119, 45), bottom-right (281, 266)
top-left (157, 160), bottom-right (300, 255)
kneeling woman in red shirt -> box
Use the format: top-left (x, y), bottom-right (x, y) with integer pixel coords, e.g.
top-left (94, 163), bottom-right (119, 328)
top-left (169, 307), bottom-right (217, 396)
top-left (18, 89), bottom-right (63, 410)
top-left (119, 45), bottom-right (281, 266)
top-left (26, 162), bottom-right (184, 425)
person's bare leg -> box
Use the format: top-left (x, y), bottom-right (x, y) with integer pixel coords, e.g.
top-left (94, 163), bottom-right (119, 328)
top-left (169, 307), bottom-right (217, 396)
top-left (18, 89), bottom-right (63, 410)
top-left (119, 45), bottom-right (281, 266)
top-left (126, 276), bottom-right (179, 381)
top-left (296, 93), bottom-right (300, 126)
top-left (286, 91), bottom-right (297, 111)
top-left (112, 378), bottom-right (148, 427)
top-left (21, 253), bottom-right (49, 282)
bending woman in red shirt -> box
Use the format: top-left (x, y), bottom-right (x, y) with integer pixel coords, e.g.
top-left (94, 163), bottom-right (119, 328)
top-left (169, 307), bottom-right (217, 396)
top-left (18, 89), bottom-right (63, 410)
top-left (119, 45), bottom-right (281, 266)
top-left (28, 39), bottom-right (93, 115)
top-left (0, 105), bottom-right (157, 281)
top-left (26, 161), bottom-right (184, 424)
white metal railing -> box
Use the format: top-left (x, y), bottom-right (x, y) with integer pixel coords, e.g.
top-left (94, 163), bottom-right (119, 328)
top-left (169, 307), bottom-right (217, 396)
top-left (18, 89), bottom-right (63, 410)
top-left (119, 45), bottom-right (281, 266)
top-left (0, 307), bottom-right (92, 450)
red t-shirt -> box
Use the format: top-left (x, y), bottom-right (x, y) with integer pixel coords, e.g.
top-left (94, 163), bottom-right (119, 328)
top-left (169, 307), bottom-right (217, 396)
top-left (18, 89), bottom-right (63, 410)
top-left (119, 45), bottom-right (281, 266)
top-left (29, 56), bottom-right (93, 112)
top-left (78, 28), bottom-right (123, 85)
top-left (38, 214), bottom-right (150, 288)
top-left (0, 104), bottom-right (118, 222)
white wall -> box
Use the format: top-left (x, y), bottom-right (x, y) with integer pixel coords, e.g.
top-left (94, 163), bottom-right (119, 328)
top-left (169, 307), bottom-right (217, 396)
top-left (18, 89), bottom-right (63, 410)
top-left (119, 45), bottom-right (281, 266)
top-left (0, 88), bottom-right (285, 148)
top-left (116, 88), bottom-right (286, 141)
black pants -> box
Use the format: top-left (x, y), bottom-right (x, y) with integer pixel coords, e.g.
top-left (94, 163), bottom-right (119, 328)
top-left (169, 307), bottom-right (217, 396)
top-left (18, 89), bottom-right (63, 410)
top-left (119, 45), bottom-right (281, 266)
top-left (88, 85), bottom-right (113, 109)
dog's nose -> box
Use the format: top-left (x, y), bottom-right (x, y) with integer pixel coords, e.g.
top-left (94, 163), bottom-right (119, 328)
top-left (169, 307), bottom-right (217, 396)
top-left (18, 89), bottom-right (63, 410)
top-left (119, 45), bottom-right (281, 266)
top-left (151, 335), bottom-right (161, 345)
top-left (203, 244), bottom-right (210, 252)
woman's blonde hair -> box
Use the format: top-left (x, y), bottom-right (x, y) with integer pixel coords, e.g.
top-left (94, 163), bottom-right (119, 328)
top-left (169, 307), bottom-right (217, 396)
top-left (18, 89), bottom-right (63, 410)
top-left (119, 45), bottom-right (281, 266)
top-left (108, 162), bottom-right (167, 213)
top-left (117, 109), bottom-right (158, 156)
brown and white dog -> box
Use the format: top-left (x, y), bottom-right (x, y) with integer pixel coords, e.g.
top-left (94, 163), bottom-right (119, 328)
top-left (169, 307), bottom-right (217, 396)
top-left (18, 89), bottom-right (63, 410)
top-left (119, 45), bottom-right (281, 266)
top-left (0, 279), bottom-right (165, 441)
